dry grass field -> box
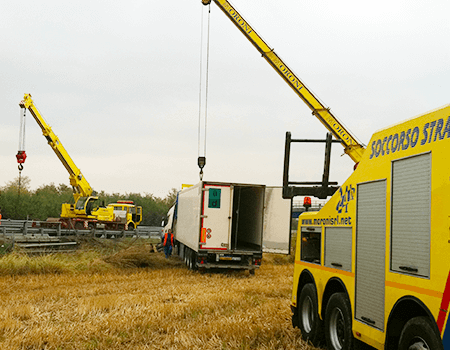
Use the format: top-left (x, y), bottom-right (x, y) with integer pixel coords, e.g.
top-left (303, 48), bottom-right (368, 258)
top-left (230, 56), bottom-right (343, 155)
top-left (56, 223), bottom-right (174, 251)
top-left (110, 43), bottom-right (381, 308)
top-left (0, 239), bottom-right (320, 350)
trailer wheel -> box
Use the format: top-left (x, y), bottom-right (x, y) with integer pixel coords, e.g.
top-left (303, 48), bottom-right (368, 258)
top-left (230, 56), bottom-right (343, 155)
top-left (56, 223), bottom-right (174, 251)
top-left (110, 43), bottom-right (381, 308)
top-left (297, 283), bottom-right (323, 346)
top-left (398, 316), bottom-right (443, 350)
top-left (188, 250), bottom-right (197, 270)
top-left (188, 250), bottom-right (193, 270)
top-left (324, 293), bottom-right (353, 350)
top-left (185, 247), bottom-right (189, 266)
top-left (192, 251), bottom-right (197, 270)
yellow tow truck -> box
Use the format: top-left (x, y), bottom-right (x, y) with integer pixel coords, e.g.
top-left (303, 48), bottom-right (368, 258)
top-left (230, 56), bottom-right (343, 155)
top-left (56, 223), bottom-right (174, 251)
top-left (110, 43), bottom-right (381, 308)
top-left (19, 93), bottom-right (142, 230)
top-left (201, 1), bottom-right (450, 349)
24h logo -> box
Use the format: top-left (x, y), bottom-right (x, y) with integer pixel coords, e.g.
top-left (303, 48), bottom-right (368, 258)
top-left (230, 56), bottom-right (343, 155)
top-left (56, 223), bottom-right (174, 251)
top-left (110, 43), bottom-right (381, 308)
top-left (336, 185), bottom-right (355, 214)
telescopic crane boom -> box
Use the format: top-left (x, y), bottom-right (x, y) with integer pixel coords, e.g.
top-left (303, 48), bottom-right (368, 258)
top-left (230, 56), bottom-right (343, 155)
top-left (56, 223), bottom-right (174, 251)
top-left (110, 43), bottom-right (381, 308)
top-left (201, 0), bottom-right (365, 163)
top-left (19, 94), bottom-right (94, 203)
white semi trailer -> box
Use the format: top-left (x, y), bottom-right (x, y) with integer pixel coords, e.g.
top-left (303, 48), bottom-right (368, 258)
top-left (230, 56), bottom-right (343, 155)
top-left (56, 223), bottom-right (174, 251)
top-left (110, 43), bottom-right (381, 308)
top-left (165, 181), bottom-right (291, 272)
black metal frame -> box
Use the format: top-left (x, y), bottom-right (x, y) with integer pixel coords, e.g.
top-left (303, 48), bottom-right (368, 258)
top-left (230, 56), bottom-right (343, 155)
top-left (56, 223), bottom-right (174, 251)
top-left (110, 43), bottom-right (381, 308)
top-left (282, 132), bottom-right (340, 199)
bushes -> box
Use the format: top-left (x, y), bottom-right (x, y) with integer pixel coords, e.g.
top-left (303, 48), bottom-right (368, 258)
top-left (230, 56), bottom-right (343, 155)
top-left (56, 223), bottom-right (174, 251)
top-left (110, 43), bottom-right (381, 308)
top-left (0, 176), bottom-right (175, 225)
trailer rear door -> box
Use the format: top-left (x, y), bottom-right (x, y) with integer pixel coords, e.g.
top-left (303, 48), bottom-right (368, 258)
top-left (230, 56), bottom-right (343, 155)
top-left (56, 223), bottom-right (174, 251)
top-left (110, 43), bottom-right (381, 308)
top-left (201, 183), bottom-right (232, 250)
top-left (263, 187), bottom-right (291, 254)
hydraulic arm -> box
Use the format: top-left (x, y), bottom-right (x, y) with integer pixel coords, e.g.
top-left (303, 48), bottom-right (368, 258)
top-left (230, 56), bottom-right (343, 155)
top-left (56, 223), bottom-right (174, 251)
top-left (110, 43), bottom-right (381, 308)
top-left (19, 93), bottom-right (94, 203)
top-left (201, 0), bottom-right (365, 163)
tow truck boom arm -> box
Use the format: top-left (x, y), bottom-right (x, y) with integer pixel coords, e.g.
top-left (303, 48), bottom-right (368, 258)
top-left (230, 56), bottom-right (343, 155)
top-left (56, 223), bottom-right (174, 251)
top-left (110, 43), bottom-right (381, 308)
top-left (202, 0), bottom-right (365, 163)
top-left (19, 94), bottom-right (94, 201)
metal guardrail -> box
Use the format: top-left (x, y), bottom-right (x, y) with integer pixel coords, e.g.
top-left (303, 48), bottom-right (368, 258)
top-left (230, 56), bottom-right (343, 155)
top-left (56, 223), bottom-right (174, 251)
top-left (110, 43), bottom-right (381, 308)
top-left (0, 221), bottom-right (163, 254)
top-left (0, 220), bottom-right (162, 238)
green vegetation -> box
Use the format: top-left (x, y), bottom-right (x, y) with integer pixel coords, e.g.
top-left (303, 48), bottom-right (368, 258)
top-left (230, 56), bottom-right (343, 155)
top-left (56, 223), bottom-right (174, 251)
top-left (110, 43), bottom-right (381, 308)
top-left (0, 176), bottom-right (176, 225)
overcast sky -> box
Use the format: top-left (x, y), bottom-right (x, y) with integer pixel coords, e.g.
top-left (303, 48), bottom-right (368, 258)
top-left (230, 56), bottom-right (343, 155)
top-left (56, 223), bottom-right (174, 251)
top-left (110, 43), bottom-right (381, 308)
top-left (1, 0), bottom-right (449, 199)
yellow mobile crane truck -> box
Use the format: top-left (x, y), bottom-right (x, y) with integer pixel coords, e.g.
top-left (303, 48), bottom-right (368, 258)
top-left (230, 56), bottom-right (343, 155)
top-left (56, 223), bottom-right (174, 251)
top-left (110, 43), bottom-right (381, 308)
top-left (201, 1), bottom-right (450, 349)
top-left (19, 94), bottom-right (142, 230)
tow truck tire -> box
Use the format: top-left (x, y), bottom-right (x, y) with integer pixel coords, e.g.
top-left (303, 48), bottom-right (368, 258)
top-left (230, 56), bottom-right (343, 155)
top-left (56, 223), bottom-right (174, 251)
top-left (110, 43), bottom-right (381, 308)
top-left (398, 316), bottom-right (443, 350)
top-left (324, 293), bottom-right (354, 350)
top-left (297, 283), bottom-right (323, 346)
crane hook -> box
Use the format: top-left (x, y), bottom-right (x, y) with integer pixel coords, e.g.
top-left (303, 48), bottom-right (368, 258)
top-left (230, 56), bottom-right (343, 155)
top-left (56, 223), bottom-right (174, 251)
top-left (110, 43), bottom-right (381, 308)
top-left (16, 150), bottom-right (26, 171)
top-left (198, 156), bottom-right (206, 181)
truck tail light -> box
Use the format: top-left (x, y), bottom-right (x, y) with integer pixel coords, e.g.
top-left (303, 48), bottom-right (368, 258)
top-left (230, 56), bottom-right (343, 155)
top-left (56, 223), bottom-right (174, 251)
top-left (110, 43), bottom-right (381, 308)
top-left (254, 258), bottom-right (261, 265)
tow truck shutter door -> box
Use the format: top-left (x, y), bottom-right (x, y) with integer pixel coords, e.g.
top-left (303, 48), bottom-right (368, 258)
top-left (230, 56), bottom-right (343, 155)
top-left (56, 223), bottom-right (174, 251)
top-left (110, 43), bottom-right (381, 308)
top-left (355, 179), bottom-right (386, 331)
top-left (391, 153), bottom-right (431, 277)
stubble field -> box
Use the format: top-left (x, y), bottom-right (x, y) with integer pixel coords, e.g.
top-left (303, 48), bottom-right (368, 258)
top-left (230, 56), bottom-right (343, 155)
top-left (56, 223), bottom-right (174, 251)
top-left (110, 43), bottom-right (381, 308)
top-left (0, 239), bottom-right (319, 350)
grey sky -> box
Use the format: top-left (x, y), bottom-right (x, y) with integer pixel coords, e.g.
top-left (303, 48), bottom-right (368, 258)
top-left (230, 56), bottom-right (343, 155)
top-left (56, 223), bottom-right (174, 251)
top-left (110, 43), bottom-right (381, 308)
top-left (1, 0), bottom-right (449, 198)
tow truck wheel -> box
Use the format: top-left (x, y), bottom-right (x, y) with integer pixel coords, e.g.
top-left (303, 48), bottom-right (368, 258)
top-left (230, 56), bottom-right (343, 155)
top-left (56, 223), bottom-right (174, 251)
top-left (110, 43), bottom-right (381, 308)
top-left (297, 283), bottom-right (323, 346)
top-left (398, 317), bottom-right (443, 350)
top-left (324, 293), bottom-right (353, 350)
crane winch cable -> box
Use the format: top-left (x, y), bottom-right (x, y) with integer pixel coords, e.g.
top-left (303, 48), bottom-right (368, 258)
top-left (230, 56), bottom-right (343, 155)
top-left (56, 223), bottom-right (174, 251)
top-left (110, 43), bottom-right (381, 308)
top-left (17, 107), bottom-right (27, 171)
top-left (16, 106), bottom-right (28, 196)
top-left (197, 3), bottom-right (211, 180)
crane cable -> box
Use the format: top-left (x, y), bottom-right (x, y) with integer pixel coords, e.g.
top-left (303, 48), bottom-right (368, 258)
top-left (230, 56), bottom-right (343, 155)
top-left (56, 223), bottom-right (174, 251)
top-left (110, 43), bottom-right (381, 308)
top-left (197, 3), bottom-right (211, 180)
top-left (16, 106), bottom-right (27, 196)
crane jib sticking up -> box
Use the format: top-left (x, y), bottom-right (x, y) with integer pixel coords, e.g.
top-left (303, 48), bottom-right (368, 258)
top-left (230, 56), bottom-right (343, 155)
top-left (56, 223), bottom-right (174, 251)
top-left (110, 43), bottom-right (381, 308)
top-left (201, 0), bottom-right (365, 164)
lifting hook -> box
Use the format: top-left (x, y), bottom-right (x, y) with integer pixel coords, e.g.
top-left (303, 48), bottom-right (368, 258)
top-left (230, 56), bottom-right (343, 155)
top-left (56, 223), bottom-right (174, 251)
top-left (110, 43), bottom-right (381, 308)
top-left (198, 156), bottom-right (206, 181)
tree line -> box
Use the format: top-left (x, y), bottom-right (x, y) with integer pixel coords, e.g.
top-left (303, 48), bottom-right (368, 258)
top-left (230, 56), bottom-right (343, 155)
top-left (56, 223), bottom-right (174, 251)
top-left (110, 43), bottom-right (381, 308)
top-left (0, 176), bottom-right (177, 226)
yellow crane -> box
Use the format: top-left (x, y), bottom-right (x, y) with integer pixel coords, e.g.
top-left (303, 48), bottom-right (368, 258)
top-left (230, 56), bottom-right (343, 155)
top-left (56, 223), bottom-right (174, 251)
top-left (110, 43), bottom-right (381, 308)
top-left (201, 0), bottom-right (365, 164)
top-left (19, 93), bottom-right (142, 230)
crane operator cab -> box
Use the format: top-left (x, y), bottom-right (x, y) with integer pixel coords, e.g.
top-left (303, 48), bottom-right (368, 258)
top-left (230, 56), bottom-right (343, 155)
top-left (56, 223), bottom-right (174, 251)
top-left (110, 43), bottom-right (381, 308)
top-left (68, 196), bottom-right (114, 221)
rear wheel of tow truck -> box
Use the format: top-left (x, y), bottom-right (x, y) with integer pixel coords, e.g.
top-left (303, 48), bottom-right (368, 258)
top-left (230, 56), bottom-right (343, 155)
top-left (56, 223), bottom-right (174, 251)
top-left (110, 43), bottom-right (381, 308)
top-left (324, 293), bottom-right (354, 350)
top-left (398, 316), bottom-right (443, 350)
top-left (297, 283), bottom-right (323, 346)
top-left (127, 223), bottom-right (135, 231)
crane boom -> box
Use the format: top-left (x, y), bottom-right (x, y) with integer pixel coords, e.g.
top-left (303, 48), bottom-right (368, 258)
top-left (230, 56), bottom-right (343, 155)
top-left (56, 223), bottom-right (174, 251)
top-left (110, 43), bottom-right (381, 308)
top-left (19, 93), bottom-right (93, 202)
top-left (201, 0), bottom-right (365, 163)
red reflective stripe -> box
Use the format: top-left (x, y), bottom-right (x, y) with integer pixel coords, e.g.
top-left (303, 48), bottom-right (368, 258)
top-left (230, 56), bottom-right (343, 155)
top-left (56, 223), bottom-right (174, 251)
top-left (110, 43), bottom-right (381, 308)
top-left (437, 270), bottom-right (450, 333)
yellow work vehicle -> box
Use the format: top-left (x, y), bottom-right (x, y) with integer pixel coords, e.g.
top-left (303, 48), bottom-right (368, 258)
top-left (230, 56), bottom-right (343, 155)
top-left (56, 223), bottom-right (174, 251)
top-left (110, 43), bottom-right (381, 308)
top-left (108, 200), bottom-right (143, 230)
top-left (19, 94), bottom-right (142, 230)
top-left (201, 1), bottom-right (450, 348)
